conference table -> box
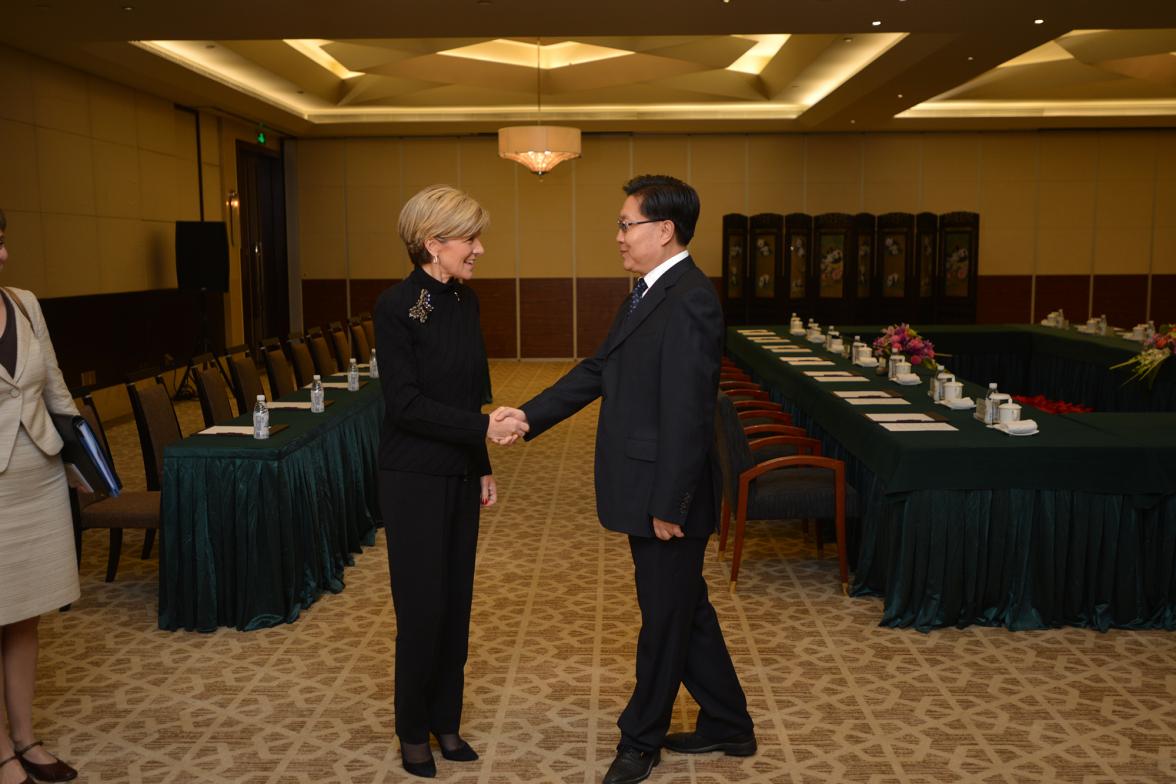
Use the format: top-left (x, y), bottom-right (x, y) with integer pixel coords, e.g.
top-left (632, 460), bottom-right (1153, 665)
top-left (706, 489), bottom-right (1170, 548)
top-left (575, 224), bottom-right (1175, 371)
top-left (159, 377), bottom-right (383, 632)
top-left (726, 326), bottom-right (1176, 632)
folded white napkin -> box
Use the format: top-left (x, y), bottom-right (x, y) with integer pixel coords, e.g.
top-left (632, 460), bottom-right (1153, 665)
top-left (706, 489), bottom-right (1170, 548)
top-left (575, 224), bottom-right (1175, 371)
top-left (1003, 419), bottom-right (1038, 434)
top-left (895, 372), bottom-right (920, 384)
top-left (855, 358), bottom-right (879, 367)
top-left (945, 397), bottom-right (975, 410)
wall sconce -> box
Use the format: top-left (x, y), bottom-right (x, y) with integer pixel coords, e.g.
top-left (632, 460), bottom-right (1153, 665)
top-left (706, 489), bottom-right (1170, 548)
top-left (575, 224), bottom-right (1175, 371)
top-left (227, 189), bottom-right (240, 239)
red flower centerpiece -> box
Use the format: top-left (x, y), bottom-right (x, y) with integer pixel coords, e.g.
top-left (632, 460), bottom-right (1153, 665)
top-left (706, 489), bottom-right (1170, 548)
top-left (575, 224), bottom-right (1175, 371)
top-left (871, 323), bottom-right (938, 370)
top-left (1112, 324), bottom-right (1175, 386)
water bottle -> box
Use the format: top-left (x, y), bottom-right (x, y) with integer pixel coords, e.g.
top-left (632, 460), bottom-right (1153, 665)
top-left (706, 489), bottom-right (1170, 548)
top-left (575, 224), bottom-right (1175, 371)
top-left (252, 395), bottom-right (269, 439)
top-left (369, 348), bottom-right (379, 379)
top-left (984, 382), bottom-right (999, 425)
top-left (347, 358), bottom-right (360, 391)
top-left (310, 375), bottom-right (325, 413)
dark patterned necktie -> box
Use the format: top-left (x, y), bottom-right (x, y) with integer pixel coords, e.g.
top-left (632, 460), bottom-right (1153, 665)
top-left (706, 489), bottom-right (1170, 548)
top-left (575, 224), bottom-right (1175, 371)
top-left (625, 278), bottom-right (648, 321)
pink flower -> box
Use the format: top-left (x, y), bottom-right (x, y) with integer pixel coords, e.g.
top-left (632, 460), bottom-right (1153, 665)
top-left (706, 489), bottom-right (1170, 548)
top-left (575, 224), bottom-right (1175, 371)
top-left (910, 355), bottom-right (922, 365)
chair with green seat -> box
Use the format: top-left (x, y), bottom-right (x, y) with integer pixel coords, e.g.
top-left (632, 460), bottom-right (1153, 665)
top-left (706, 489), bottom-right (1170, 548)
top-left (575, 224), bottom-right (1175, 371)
top-left (713, 392), bottom-right (856, 593)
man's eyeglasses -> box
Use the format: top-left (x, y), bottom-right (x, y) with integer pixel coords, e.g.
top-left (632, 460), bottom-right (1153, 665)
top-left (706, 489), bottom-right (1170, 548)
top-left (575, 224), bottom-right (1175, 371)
top-left (616, 218), bottom-right (664, 234)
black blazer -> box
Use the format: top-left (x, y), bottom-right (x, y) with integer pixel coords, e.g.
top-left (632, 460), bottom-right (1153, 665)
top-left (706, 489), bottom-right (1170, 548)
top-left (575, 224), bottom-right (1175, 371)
top-left (521, 257), bottom-right (723, 539)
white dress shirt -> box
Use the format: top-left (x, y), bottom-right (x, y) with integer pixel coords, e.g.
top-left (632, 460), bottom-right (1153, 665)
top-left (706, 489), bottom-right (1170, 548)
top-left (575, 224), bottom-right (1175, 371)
top-left (636, 249), bottom-right (690, 298)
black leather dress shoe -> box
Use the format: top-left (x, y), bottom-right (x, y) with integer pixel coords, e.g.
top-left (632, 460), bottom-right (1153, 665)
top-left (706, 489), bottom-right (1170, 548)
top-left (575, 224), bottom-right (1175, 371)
top-left (662, 731), bottom-right (757, 757)
top-left (602, 746), bottom-right (660, 784)
top-left (399, 744), bottom-right (436, 778)
top-left (433, 733), bottom-right (478, 762)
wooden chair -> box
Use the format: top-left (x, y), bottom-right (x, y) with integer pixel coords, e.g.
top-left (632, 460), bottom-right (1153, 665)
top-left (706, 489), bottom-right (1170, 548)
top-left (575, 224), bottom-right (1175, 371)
top-left (349, 317), bottom-right (371, 360)
top-left (68, 389), bottom-right (161, 582)
top-left (227, 350), bottom-right (265, 412)
top-left (307, 329), bottom-right (338, 377)
top-left (713, 393), bottom-right (855, 592)
top-left (328, 322), bottom-right (352, 369)
top-left (192, 355), bottom-right (236, 428)
top-left (287, 337), bottom-right (317, 388)
top-left (358, 312), bottom-right (375, 350)
top-left (724, 388), bottom-right (770, 402)
top-left (262, 343), bottom-right (299, 399)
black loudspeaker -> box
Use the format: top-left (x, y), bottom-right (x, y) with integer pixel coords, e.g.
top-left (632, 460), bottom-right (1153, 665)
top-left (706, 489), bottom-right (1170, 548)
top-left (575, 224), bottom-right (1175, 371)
top-left (175, 221), bottom-right (230, 292)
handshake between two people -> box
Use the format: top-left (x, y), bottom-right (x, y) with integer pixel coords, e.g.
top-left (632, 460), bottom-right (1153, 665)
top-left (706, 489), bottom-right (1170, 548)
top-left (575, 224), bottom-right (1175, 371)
top-left (486, 406), bottom-right (528, 445)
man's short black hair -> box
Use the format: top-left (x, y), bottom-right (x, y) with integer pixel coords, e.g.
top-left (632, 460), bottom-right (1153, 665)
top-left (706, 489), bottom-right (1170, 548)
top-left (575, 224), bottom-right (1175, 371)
top-left (623, 174), bottom-right (699, 247)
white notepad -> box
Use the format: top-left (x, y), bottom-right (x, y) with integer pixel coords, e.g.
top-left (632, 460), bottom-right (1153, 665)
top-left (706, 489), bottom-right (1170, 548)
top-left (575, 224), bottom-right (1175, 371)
top-left (266, 401), bottom-right (314, 410)
top-left (879, 422), bottom-right (958, 432)
top-left (834, 390), bottom-right (896, 398)
top-left (737, 329), bottom-right (773, 334)
top-left (780, 358), bottom-right (834, 366)
top-left (845, 398), bottom-right (911, 406)
top-left (197, 426), bottom-right (256, 436)
top-left (814, 376), bottom-right (870, 383)
top-left (805, 370), bottom-right (855, 377)
top-left (866, 413), bottom-right (937, 422)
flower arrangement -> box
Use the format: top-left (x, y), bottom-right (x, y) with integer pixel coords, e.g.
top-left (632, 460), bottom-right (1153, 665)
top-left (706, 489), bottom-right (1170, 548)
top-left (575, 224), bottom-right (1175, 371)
top-left (1012, 394), bottom-right (1093, 415)
top-left (1111, 324), bottom-right (1175, 386)
top-left (872, 323), bottom-right (938, 369)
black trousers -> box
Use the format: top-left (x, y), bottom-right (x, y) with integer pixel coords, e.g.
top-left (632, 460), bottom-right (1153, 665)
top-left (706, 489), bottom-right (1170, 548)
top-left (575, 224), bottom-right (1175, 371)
top-left (619, 534), bottom-right (754, 752)
top-left (380, 470), bottom-right (480, 744)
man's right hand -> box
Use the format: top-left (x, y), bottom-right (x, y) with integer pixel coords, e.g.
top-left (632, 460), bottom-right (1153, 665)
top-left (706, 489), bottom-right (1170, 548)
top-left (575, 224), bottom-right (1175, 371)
top-left (488, 407), bottom-right (529, 445)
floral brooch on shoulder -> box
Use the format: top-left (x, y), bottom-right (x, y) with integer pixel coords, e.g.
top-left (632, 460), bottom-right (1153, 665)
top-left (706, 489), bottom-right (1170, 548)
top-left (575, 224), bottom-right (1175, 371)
top-left (408, 289), bottom-right (433, 323)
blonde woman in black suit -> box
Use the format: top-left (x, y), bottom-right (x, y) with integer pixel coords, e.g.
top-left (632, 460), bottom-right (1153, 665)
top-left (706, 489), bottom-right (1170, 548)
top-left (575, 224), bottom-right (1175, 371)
top-left (0, 209), bottom-right (82, 784)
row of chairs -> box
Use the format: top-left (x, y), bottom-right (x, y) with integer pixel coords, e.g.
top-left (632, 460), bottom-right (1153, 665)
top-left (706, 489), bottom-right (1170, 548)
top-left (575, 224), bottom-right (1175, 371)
top-left (713, 358), bottom-right (858, 592)
top-left (69, 313), bottom-right (378, 582)
top-left (193, 314), bottom-right (376, 429)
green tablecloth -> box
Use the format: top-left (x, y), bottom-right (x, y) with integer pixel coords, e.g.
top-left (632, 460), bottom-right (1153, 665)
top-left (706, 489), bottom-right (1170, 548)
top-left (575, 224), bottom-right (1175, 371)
top-left (159, 378), bottom-right (382, 631)
top-left (727, 327), bottom-right (1176, 632)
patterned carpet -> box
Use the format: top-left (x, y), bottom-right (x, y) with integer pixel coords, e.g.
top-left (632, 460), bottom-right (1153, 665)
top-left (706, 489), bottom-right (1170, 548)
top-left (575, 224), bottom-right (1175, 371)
top-left (33, 361), bottom-right (1176, 783)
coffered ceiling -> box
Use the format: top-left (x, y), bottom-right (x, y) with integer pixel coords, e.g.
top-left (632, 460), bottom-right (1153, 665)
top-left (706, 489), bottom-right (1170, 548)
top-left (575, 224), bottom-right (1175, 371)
top-left (2, 0), bottom-right (1175, 136)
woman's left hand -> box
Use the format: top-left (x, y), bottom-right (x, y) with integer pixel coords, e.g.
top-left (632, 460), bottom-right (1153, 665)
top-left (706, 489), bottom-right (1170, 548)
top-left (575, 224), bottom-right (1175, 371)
top-left (480, 474), bottom-right (497, 507)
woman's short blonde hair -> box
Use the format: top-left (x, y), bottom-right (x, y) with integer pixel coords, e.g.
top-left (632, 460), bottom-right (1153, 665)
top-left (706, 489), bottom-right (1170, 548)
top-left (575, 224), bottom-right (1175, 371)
top-left (398, 185), bottom-right (489, 267)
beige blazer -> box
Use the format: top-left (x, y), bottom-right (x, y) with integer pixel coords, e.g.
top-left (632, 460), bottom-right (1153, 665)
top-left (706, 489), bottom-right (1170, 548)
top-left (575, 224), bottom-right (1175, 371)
top-left (0, 287), bottom-right (79, 473)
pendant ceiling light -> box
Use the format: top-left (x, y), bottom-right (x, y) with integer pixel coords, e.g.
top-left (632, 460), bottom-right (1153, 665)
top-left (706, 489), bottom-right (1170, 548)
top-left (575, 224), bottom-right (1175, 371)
top-left (498, 38), bottom-right (581, 177)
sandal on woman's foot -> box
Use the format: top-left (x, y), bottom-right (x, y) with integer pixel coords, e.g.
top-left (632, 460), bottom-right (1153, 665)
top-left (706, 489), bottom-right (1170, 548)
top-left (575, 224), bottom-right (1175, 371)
top-left (13, 742), bottom-right (76, 783)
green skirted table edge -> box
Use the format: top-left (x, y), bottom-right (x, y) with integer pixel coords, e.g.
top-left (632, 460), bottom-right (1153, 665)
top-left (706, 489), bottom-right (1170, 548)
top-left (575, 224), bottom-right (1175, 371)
top-left (159, 378), bottom-right (383, 632)
top-left (727, 327), bottom-right (1176, 632)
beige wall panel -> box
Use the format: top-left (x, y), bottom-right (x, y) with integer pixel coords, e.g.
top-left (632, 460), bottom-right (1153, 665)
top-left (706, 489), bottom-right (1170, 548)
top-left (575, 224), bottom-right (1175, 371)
top-left (863, 134), bottom-right (921, 183)
top-left (747, 135), bottom-right (804, 183)
top-left (1157, 132), bottom-right (1176, 180)
top-left (747, 180), bottom-right (804, 215)
top-left (518, 176), bottom-right (572, 278)
top-left (87, 78), bottom-right (138, 146)
top-left (134, 95), bottom-right (176, 157)
top-left (459, 137), bottom-right (514, 185)
top-left (92, 140), bottom-right (140, 219)
top-left (201, 163), bottom-right (223, 221)
top-left (175, 157), bottom-right (201, 221)
top-left (806, 181), bottom-right (860, 215)
top-left (402, 139), bottom-right (459, 193)
top-left (461, 184), bottom-right (515, 278)
top-left (344, 185), bottom-right (399, 234)
top-left (1095, 180), bottom-right (1154, 229)
top-left (0, 211), bottom-right (46, 293)
top-left (1096, 131), bottom-right (1159, 181)
top-left (805, 135), bottom-right (861, 183)
top-left (979, 179), bottom-right (1036, 230)
top-left (1153, 227), bottom-right (1176, 274)
top-left (1038, 133), bottom-right (1097, 181)
top-left (576, 184), bottom-right (626, 277)
top-left (1155, 179), bottom-right (1176, 229)
top-left (173, 110), bottom-right (197, 164)
top-left (1035, 227), bottom-right (1093, 275)
top-left (0, 119), bottom-right (41, 212)
top-left (198, 112), bottom-right (220, 165)
top-left (298, 141), bottom-right (346, 189)
top-left (138, 149), bottom-right (177, 222)
top-left (633, 136), bottom-right (688, 181)
top-left (298, 185), bottom-right (346, 238)
top-left (145, 221), bottom-right (177, 289)
top-left (979, 133), bottom-right (1038, 181)
top-left (96, 217), bottom-right (148, 293)
top-left (0, 47), bottom-right (35, 124)
top-left (40, 213), bottom-right (99, 298)
top-left (32, 62), bottom-right (89, 136)
top-left (577, 136), bottom-right (632, 186)
top-left (298, 232), bottom-right (346, 279)
top-left (691, 136), bottom-right (746, 184)
top-left (978, 226), bottom-right (1035, 276)
top-left (921, 134), bottom-right (980, 182)
top-left (693, 181), bottom-right (745, 277)
top-left (1093, 228), bottom-right (1150, 275)
top-left (862, 180), bottom-right (919, 214)
top-left (1037, 180), bottom-right (1096, 230)
top-left (344, 139), bottom-right (400, 188)
top-left (346, 231), bottom-right (401, 280)
top-left (922, 179), bottom-right (980, 213)
top-left (36, 128), bottom-right (95, 215)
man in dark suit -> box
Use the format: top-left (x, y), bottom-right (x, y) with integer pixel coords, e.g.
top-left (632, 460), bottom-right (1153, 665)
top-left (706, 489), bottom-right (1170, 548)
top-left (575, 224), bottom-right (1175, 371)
top-left (496, 175), bottom-right (755, 784)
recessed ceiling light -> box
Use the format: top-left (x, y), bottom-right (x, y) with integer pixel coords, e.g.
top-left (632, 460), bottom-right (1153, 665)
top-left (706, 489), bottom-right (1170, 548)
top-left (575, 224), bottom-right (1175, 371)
top-left (967, 55), bottom-right (974, 61)
top-left (843, 36), bottom-right (854, 43)
top-left (872, 20), bottom-right (882, 26)
top-left (897, 93), bottom-right (904, 98)
top-left (850, 119), bottom-right (856, 124)
top-left (1034, 18), bottom-right (1044, 24)
top-left (122, 4), bottom-right (133, 10)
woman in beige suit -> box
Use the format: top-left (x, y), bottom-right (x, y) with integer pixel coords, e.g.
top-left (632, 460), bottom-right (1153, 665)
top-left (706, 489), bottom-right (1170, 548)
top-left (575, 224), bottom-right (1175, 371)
top-left (0, 209), bottom-right (81, 784)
